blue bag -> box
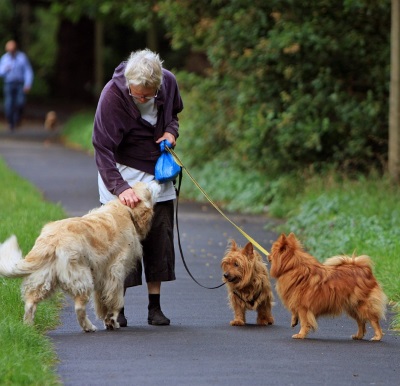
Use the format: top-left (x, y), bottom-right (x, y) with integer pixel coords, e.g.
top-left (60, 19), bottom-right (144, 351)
top-left (154, 140), bottom-right (181, 183)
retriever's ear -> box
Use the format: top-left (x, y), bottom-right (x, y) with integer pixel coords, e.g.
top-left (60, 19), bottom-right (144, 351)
top-left (131, 205), bottom-right (154, 239)
top-left (147, 180), bottom-right (161, 204)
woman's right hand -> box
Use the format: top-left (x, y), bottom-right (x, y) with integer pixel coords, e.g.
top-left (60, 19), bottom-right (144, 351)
top-left (119, 188), bottom-right (141, 208)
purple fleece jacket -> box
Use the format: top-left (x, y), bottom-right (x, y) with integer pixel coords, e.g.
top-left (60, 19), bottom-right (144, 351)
top-left (92, 62), bottom-right (183, 197)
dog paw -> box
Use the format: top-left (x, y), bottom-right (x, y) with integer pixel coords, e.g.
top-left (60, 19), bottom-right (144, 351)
top-left (292, 333), bottom-right (306, 339)
top-left (230, 319), bottom-right (245, 326)
top-left (105, 318), bottom-right (120, 330)
top-left (351, 334), bottom-right (363, 340)
top-left (257, 317), bottom-right (274, 326)
top-left (370, 336), bottom-right (382, 341)
top-left (84, 324), bottom-right (97, 332)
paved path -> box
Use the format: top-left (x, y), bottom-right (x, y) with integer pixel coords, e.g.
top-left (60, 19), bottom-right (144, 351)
top-left (0, 127), bottom-right (399, 386)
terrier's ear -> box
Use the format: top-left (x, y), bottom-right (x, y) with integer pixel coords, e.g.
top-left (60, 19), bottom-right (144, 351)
top-left (243, 242), bottom-right (254, 259)
top-left (229, 239), bottom-right (238, 250)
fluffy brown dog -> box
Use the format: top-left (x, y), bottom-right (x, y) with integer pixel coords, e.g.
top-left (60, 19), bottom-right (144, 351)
top-left (0, 181), bottom-right (160, 332)
top-left (269, 233), bottom-right (387, 340)
top-left (221, 240), bottom-right (274, 326)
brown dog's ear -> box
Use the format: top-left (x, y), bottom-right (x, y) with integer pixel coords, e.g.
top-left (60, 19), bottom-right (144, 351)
top-left (276, 233), bottom-right (287, 246)
top-left (276, 233), bottom-right (288, 252)
top-left (243, 242), bottom-right (254, 259)
top-left (287, 233), bottom-right (302, 250)
top-left (229, 239), bottom-right (238, 251)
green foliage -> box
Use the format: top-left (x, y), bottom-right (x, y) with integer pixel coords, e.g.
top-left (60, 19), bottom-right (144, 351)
top-left (179, 159), bottom-right (268, 214)
top-left (27, 7), bottom-right (60, 96)
top-left (50, 0), bottom-right (154, 30)
top-left (61, 110), bottom-right (96, 153)
top-left (0, 158), bottom-right (65, 385)
top-left (0, 0), bottom-right (13, 45)
top-left (6, 0), bottom-right (392, 175)
top-left (161, 0), bottom-right (391, 175)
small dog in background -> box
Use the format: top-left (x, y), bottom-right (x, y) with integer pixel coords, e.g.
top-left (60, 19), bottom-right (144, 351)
top-left (269, 233), bottom-right (387, 340)
top-left (221, 240), bottom-right (274, 326)
top-left (44, 111), bottom-right (57, 131)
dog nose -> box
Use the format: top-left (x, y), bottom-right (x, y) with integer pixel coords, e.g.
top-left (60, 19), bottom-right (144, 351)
top-left (223, 273), bottom-right (229, 279)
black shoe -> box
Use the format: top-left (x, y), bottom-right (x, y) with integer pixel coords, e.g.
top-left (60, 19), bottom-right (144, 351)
top-left (117, 307), bottom-right (127, 327)
top-left (148, 307), bottom-right (170, 326)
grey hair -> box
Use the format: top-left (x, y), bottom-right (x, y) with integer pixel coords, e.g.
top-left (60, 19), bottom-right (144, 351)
top-left (124, 49), bottom-right (163, 89)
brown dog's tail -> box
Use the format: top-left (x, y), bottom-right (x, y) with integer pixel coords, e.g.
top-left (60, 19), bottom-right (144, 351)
top-left (324, 254), bottom-right (373, 269)
top-left (0, 235), bottom-right (49, 278)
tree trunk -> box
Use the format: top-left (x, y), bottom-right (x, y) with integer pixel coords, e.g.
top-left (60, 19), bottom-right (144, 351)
top-left (17, 2), bottom-right (31, 51)
top-left (146, 13), bottom-right (158, 52)
top-left (389, 0), bottom-right (400, 181)
top-left (94, 20), bottom-right (104, 97)
top-left (53, 18), bottom-right (94, 102)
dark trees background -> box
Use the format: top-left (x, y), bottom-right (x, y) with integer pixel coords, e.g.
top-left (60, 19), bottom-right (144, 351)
top-left (54, 18), bottom-right (94, 101)
top-left (0, 0), bottom-right (396, 179)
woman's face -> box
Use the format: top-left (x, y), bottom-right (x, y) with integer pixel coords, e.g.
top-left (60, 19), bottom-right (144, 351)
top-left (128, 85), bottom-right (158, 104)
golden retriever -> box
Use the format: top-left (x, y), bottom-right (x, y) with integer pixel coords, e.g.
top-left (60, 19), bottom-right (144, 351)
top-left (0, 181), bottom-right (160, 332)
top-left (269, 233), bottom-right (387, 340)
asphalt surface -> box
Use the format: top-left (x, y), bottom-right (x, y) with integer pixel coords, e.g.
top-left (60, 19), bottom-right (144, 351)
top-left (0, 124), bottom-right (399, 386)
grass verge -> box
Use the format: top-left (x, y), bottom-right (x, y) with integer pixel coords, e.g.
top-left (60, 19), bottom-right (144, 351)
top-left (0, 157), bottom-right (65, 385)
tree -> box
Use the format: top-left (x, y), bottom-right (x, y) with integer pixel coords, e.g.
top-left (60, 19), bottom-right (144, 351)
top-left (159, 0), bottom-right (391, 175)
top-left (389, 0), bottom-right (400, 181)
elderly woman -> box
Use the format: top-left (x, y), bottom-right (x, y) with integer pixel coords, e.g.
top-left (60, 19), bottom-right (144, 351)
top-left (93, 49), bottom-right (184, 327)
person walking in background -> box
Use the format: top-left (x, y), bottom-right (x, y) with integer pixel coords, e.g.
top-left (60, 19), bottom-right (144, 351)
top-left (0, 40), bottom-right (33, 131)
top-left (92, 49), bottom-right (183, 327)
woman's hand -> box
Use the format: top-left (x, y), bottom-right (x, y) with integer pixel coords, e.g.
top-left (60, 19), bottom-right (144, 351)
top-left (156, 132), bottom-right (176, 147)
top-left (119, 188), bottom-right (140, 208)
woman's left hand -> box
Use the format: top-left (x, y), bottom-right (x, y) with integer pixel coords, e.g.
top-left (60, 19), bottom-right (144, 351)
top-left (156, 132), bottom-right (176, 147)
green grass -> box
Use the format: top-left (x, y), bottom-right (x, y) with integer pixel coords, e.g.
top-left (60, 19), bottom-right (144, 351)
top-left (0, 158), bottom-right (65, 385)
top-left (61, 110), bottom-right (95, 153)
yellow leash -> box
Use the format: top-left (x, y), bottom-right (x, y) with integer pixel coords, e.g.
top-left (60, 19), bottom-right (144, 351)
top-left (166, 147), bottom-right (270, 257)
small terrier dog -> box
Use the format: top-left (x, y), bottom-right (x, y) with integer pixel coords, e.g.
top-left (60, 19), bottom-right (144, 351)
top-left (221, 240), bottom-right (274, 326)
top-left (269, 233), bottom-right (387, 340)
top-left (44, 111), bottom-right (57, 131)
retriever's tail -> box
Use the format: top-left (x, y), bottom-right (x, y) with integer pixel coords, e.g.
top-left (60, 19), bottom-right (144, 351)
top-left (0, 235), bottom-right (46, 278)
